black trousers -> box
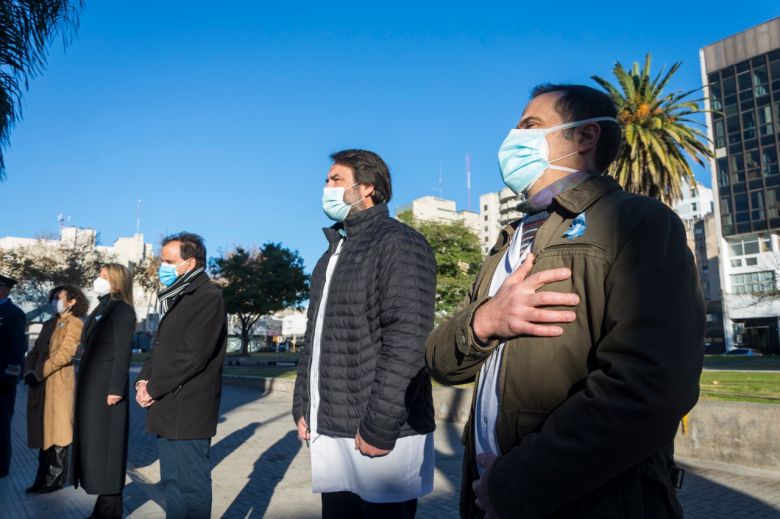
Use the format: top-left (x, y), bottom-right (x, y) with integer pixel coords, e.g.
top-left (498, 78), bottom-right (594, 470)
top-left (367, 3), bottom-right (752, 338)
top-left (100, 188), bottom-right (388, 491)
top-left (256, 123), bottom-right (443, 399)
top-left (321, 491), bottom-right (417, 519)
top-left (92, 493), bottom-right (123, 519)
top-left (0, 384), bottom-right (15, 476)
top-left (158, 437), bottom-right (212, 519)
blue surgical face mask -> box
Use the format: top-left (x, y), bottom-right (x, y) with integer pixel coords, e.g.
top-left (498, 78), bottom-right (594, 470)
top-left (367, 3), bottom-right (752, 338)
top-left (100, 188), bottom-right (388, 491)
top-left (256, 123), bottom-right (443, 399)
top-left (322, 184), bottom-right (362, 222)
top-left (158, 262), bottom-right (184, 287)
top-left (498, 117), bottom-right (619, 195)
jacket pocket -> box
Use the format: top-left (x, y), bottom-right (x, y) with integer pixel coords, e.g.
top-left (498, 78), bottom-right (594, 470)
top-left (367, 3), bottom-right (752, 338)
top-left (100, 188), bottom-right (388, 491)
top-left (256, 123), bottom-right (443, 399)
top-left (535, 242), bottom-right (607, 263)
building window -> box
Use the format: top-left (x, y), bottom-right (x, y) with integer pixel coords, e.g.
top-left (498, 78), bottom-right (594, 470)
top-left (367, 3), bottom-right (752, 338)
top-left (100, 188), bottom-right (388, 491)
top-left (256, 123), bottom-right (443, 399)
top-left (730, 259), bottom-right (742, 267)
top-left (484, 215), bottom-right (488, 221)
top-left (727, 235), bottom-right (772, 256)
top-left (745, 257), bottom-right (758, 266)
top-left (730, 271), bottom-right (776, 294)
top-left (692, 202), bottom-right (697, 212)
top-left (483, 204), bottom-right (488, 211)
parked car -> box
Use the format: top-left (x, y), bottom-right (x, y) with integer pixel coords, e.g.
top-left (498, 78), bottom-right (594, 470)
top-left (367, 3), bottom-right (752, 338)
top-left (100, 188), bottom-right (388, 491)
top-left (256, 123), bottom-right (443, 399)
top-left (724, 348), bottom-right (763, 356)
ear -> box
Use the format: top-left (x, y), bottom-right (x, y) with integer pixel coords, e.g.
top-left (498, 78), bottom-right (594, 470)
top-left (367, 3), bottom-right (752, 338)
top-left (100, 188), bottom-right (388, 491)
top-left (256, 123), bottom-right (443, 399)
top-left (576, 123), bottom-right (601, 154)
top-left (359, 183), bottom-right (375, 201)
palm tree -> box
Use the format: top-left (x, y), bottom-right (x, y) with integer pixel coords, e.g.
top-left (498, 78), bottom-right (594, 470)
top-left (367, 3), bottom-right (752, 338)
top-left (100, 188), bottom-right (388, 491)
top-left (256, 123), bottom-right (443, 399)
top-left (592, 54), bottom-right (713, 205)
top-left (0, 0), bottom-right (83, 179)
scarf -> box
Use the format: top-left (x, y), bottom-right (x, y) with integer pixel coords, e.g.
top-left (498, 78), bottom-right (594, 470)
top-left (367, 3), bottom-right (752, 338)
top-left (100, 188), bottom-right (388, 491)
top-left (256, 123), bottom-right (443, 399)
top-left (158, 266), bottom-right (205, 315)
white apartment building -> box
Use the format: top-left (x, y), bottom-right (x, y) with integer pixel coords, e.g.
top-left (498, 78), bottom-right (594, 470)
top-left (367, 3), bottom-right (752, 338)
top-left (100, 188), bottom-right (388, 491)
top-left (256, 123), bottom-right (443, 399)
top-left (0, 226), bottom-right (155, 323)
top-left (396, 196), bottom-right (481, 238)
top-left (673, 180), bottom-right (714, 222)
top-left (479, 192), bottom-right (501, 254)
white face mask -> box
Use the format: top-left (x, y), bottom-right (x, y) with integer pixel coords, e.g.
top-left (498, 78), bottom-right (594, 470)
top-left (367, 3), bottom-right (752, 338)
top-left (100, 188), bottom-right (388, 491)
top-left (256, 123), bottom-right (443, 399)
top-left (498, 116), bottom-right (619, 194)
top-left (93, 276), bottom-right (112, 297)
top-left (322, 183), bottom-right (362, 222)
top-left (55, 299), bottom-right (68, 315)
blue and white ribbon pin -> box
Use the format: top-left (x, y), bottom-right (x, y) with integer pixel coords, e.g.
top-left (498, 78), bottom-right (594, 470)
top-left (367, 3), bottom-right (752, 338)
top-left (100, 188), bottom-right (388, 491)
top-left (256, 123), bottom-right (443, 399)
top-left (564, 213), bottom-right (586, 240)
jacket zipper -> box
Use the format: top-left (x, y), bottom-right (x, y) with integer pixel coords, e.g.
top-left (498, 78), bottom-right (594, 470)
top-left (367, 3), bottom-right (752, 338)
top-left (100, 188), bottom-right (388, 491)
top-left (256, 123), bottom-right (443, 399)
top-left (534, 242), bottom-right (606, 263)
top-left (305, 237), bottom-right (344, 443)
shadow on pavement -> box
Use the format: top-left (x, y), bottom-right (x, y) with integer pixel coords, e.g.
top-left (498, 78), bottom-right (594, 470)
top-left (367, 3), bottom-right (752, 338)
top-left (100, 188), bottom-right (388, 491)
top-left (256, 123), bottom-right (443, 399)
top-left (122, 384), bottom-right (280, 516)
top-left (677, 463), bottom-right (780, 518)
top-left (221, 430), bottom-right (302, 518)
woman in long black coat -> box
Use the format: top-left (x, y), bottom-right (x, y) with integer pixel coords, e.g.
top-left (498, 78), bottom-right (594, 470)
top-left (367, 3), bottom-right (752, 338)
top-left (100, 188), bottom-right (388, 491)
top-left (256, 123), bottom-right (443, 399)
top-left (73, 263), bottom-right (136, 519)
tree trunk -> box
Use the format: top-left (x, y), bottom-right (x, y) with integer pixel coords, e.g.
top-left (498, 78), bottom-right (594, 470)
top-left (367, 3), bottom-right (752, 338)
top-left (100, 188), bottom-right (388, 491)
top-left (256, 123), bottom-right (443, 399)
top-left (240, 320), bottom-right (251, 356)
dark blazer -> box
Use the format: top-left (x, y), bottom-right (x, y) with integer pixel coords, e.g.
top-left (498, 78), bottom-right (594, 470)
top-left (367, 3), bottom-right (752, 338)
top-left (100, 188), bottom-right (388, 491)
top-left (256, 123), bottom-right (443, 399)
top-left (0, 299), bottom-right (26, 386)
top-left (73, 296), bottom-right (136, 495)
top-left (137, 273), bottom-right (227, 440)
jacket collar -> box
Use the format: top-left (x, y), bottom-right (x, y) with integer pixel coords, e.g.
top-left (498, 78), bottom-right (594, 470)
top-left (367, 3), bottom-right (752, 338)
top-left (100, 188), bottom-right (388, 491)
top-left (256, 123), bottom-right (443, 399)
top-left (489, 174), bottom-right (622, 255)
top-left (552, 173), bottom-right (622, 214)
top-left (322, 203), bottom-right (389, 245)
top-left (159, 271), bottom-right (210, 319)
top-left (173, 271), bottom-right (209, 300)
top-left (83, 296), bottom-right (119, 343)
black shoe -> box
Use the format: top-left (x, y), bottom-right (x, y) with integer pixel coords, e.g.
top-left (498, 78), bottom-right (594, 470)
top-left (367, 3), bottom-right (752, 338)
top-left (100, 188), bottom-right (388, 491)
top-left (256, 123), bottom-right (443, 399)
top-left (25, 484), bottom-right (43, 493)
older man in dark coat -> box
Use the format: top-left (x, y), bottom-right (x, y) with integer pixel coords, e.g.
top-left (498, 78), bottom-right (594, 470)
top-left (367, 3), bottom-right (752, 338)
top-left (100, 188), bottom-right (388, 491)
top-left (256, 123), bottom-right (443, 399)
top-left (135, 232), bottom-right (228, 519)
top-left (0, 274), bottom-right (27, 477)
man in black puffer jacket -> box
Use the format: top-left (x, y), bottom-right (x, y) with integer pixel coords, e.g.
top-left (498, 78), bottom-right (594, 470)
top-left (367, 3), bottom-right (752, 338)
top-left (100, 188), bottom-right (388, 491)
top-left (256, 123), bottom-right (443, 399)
top-left (292, 149), bottom-right (437, 519)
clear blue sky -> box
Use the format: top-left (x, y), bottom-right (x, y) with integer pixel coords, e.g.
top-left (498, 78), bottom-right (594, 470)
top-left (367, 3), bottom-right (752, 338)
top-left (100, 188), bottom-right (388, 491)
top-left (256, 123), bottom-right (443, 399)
top-left (2, 1), bottom-right (777, 271)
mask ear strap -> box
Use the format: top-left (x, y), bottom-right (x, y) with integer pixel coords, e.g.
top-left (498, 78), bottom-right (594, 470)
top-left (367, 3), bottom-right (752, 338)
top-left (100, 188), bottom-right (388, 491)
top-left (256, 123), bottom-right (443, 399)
top-left (548, 149), bottom-right (579, 165)
top-left (548, 116), bottom-right (619, 133)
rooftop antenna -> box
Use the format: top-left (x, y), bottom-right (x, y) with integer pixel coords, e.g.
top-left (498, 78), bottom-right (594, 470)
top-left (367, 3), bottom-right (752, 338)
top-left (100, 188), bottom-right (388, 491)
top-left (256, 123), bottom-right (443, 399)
top-left (136, 199), bottom-right (142, 234)
top-left (57, 213), bottom-right (64, 233)
top-left (433, 164), bottom-right (443, 198)
top-left (465, 153), bottom-right (472, 211)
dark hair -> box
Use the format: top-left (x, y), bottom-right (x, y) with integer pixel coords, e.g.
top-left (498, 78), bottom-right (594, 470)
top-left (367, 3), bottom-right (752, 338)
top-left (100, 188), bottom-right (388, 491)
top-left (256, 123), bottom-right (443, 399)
top-left (162, 232), bottom-right (207, 268)
top-left (530, 83), bottom-right (622, 172)
top-left (50, 284), bottom-right (89, 317)
top-left (330, 149), bottom-right (392, 204)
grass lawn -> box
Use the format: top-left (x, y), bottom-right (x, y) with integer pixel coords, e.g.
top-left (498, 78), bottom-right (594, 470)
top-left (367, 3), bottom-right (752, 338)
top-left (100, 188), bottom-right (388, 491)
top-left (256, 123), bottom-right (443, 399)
top-left (135, 350), bottom-right (780, 404)
top-left (699, 370), bottom-right (780, 404)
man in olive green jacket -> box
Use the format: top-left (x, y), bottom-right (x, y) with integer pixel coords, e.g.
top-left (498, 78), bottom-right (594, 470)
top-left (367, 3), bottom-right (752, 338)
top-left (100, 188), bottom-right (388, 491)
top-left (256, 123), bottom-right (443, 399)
top-left (425, 84), bottom-right (704, 518)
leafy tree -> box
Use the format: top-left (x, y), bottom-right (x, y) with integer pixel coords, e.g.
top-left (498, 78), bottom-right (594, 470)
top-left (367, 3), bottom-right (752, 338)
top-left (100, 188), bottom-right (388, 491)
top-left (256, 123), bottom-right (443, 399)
top-left (1, 236), bottom-right (111, 320)
top-left (398, 211), bottom-right (482, 320)
top-left (210, 243), bottom-right (309, 356)
top-left (0, 0), bottom-right (83, 178)
top-left (592, 54), bottom-right (713, 205)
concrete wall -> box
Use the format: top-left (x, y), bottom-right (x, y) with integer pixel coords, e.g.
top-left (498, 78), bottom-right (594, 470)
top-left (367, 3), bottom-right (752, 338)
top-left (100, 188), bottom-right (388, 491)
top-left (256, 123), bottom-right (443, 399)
top-left (222, 377), bottom-right (780, 471)
top-left (675, 400), bottom-right (780, 471)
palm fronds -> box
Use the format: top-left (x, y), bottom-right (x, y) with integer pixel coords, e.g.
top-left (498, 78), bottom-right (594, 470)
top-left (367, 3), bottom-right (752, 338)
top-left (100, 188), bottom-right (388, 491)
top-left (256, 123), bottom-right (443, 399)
top-left (0, 0), bottom-right (83, 179)
top-left (592, 53), bottom-right (714, 205)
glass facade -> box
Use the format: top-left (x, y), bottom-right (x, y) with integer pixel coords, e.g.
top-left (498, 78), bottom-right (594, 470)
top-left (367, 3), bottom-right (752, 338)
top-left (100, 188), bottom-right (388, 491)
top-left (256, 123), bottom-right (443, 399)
top-left (708, 49), bottom-right (780, 236)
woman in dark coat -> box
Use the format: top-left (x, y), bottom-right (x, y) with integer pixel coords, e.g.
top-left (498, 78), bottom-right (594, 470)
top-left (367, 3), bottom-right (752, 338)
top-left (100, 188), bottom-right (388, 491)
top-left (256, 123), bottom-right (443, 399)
top-left (73, 263), bottom-right (136, 519)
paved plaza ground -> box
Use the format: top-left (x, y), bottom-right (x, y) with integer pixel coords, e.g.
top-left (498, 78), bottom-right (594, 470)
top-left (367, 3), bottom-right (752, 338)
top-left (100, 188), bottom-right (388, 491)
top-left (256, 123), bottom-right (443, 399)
top-left (2, 378), bottom-right (779, 518)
